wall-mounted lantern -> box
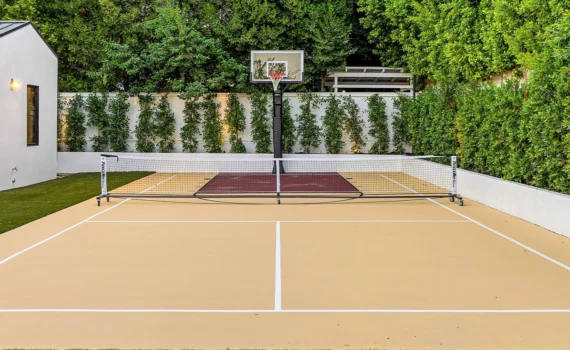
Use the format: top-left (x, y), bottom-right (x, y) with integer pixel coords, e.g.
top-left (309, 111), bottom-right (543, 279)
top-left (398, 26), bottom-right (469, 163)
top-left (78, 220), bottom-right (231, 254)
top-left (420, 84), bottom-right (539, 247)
top-left (10, 79), bottom-right (21, 91)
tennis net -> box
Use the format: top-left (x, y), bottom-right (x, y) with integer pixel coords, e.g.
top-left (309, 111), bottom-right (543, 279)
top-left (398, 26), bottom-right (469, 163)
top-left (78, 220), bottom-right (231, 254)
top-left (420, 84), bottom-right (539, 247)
top-left (97, 155), bottom-right (461, 204)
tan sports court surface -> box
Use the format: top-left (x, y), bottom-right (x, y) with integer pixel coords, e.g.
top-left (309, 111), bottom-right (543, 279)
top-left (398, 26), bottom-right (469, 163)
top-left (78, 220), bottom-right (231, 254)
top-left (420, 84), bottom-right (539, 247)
top-left (0, 183), bottom-right (569, 349)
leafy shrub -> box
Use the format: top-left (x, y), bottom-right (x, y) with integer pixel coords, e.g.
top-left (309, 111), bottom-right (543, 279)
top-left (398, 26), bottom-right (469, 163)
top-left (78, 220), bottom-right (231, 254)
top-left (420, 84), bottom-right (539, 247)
top-left (249, 91), bottom-right (271, 153)
top-left (322, 94), bottom-right (344, 154)
top-left (64, 94), bottom-right (86, 152)
top-left (154, 95), bottom-right (176, 153)
top-left (282, 98), bottom-right (297, 153)
top-left (107, 92), bottom-right (131, 152)
top-left (342, 95), bottom-right (365, 154)
top-left (202, 93), bottom-right (224, 153)
top-left (297, 93), bottom-right (322, 153)
top-left (86, 93), bottom-right (109, 152)
top-left (404, 86), bottom-right (459, 157)
top-left (456, 81), bottom-right (526, 179)
top-left (135, 94), bottom-right (156, 153)
top-left (367, 94), bottom-right (390, 154)
top-left (225, 92), bottom-right (247, 153)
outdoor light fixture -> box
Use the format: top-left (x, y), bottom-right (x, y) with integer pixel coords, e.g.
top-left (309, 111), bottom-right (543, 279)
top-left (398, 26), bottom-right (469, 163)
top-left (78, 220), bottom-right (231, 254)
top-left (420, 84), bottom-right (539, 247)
top-left (10, 79), bottom-right (21, 91)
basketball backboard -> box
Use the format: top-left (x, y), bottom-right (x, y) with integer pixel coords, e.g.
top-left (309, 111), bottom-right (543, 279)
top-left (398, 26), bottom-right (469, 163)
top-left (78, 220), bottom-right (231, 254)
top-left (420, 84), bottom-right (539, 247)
top-left (250, 50), bottom-right (304, 84)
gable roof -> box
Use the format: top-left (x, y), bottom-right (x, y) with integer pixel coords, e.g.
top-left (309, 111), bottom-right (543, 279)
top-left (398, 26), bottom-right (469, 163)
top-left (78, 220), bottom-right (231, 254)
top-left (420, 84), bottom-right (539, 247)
top-left (0, 21), bottom-right (30, 38)
top-left (0, 21), bottom-right (57, 59)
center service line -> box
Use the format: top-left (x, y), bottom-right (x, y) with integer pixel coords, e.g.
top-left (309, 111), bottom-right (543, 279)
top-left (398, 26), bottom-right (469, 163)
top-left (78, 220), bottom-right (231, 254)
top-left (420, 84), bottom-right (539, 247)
top-left (275, 221), bottom-right (282, 311)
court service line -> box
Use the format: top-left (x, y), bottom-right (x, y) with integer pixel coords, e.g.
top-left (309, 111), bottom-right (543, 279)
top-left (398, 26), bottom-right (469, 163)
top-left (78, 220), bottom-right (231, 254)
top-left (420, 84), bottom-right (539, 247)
top-left (0, 175), bottom-right (177, 266)
top-left (378, 175), bottom-right (570, 272)
top-left (86, 220), bottom-right (471, 223)
top-left (1, 309), bottom-right (570, 313)
top-left (275, 221), bottom-right (282, 311)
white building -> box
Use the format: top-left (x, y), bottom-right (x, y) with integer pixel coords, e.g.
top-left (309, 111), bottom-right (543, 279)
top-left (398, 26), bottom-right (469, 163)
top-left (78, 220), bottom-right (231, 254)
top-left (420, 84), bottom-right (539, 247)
top-left (0, 21), bottom-right (58, 191)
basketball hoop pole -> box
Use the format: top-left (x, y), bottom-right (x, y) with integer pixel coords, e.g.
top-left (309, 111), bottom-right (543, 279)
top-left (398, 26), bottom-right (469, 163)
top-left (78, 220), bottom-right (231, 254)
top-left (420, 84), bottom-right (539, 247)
top-left (272, 86), bottom-right (285, 174)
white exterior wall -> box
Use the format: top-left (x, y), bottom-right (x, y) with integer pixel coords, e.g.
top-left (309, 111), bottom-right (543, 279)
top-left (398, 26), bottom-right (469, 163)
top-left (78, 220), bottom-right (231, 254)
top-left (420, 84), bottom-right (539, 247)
top-left (0, 25), bottom-right (58, 191)
top-left (60, 92), bottom-right (411, 155)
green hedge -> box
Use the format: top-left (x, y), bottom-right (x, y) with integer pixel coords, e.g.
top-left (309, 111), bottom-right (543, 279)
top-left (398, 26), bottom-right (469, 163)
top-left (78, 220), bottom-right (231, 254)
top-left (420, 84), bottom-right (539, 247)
top-left (395, 78), bottom-right (570, 193)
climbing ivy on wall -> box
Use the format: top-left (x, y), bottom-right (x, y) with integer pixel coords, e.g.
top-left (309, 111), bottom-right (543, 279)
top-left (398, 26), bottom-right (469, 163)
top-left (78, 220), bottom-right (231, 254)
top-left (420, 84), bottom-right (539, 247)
top-left (134, 94), bottom-right (156, 153)
top-left (179, 92), bottom-right (202, 153)
top-left (225, 92), bottom-right (247, 153)
top-left (57, 94), bottom-right (66, 152)
top-left (249, 91), bottom-right (271, 154)
top-left (64, 94), bottom-right (87, 152)
top-left (297, 93), bottom-right (322, 153)
top-left (391, 94), bottom-right (410, 154)
top-left (342, 95), bottom-right (365, 154)
top-left (154, 95), bottom-right (176, 153)
top-left (367, 94), bottom-right (390, 154)
top-left (107, 92), bottom-right (131, 152)
top-left (322, 94), bottom-right (345, 154)
top-left (86, 93), bottom-right (109, 152)
top-left (282, 98), bottom-right (297, 154)
top-left (202, 93), bottom-right (224, 153)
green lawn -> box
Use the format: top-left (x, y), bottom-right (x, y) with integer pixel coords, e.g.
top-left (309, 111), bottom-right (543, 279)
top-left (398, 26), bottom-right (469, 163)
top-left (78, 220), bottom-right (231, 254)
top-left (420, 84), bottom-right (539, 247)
top-left (0, 172), bottom-right (150, 234)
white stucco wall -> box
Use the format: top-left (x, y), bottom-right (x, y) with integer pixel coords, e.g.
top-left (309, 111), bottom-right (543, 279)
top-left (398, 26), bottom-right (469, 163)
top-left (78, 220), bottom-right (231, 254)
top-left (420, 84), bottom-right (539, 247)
top-left (60, 92), bottom-right (411, 155)
top-left (0, 25), bottom-right (58, 191)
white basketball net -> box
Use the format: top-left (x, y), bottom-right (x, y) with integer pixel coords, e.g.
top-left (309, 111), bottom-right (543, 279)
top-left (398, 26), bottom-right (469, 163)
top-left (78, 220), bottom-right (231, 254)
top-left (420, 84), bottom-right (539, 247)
top-left (268, 72), bottom-right (285, 91)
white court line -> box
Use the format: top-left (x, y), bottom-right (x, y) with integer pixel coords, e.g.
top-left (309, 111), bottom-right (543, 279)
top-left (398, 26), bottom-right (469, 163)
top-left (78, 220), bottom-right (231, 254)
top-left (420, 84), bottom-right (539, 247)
top-left (86, 220), bottom-right (471, 223)
top-left (0, 309), bottom-right (570, 313)
top-left (275, 221), bottom-right (282, 311)
top-left (379, 174), bottom-right (570, 272)
top-left (0, 175), bottom-right (177, 266)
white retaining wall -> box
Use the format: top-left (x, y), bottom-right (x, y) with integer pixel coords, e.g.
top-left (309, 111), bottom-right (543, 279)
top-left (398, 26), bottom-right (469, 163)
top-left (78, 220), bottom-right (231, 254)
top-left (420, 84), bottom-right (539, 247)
top-left (57, 151), bottom-right (570, 238)
top-left (457, 169), bottom-right (570, 238)
top-left (59, 92), bottom-right (411, 155)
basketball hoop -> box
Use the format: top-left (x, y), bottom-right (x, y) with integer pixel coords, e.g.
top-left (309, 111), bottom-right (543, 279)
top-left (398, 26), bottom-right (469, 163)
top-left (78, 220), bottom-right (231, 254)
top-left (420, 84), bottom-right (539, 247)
top-left (268, 72), bottom-right (285, 91)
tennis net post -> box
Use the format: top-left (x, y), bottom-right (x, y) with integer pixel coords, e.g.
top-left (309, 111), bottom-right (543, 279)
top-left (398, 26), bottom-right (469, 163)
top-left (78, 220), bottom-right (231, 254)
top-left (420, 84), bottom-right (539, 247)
top-left (451, 155), bottom-right (457, 197)
top-left (97, 156), bottom-right (107, 206)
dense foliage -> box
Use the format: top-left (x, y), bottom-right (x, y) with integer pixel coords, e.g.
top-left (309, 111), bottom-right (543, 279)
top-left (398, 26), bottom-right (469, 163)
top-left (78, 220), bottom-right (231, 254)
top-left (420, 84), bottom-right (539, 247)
top-left (135, 94), bottom-right (156, 153)
top-left (5, 0), bottom-right (570, 192)
top-left (1, 0), bottom-right (374, 92)
top-left (64, 94), bottom-right (86, 152)
top-left (249, 91), bottom-right (271, 153)
top-left (201, 94), bottom-right (224, 153)
top-left (297, 93), bottom-right (322, 153)
top-left (154, 95), bottom-right (176, 153)
top-left (282, 98), bottom-right (297, 154)
top-left (395, 78), bottom-right (570, 192)
top-left (367, 94), bottom-right (389, 154)
top-left (225, 92), bottom-right (247, 153)
top-left (322, 94), bottom-right (345, 154)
